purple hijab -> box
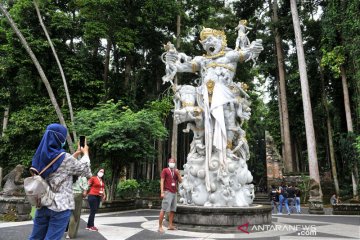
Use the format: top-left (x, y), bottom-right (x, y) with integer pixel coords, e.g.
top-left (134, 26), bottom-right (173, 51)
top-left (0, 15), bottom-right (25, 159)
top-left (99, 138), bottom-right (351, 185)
top-left (31, 123), bottom-right (67, 178)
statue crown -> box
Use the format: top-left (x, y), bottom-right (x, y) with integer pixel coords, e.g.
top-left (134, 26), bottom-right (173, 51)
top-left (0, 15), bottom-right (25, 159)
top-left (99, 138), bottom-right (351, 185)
top-left (200, 27), bottom-right (226, 41)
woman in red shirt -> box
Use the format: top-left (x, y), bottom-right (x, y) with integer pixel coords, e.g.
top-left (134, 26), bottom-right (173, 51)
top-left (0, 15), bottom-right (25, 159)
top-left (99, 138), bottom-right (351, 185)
top-left (86, 169), bottom-right (106, 231)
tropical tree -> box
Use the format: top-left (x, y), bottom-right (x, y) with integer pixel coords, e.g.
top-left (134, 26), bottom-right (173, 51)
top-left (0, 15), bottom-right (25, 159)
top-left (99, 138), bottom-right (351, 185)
top-left (0, 2), bottom-right (74, 152)
top-left (75, 100), bottom-right (168, 200)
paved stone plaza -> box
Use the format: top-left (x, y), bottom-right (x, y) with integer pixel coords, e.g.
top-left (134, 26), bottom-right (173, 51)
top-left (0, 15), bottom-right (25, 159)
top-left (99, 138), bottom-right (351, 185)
top-left (0, 209), bottom-right (359, 240)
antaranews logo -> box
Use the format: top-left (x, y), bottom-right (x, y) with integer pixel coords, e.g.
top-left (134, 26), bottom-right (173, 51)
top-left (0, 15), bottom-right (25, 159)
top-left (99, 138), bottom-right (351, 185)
top-left (238, 222), bottom-right (317, 236)
top-left (237, 222), bottom-right (250, 234)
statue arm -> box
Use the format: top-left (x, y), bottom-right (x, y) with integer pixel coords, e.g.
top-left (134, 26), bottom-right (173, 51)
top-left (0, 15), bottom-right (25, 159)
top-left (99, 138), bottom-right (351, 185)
top-left (241, 39), bottom-right (264, 63)
top-left (228, 39), bottom-right (263, 63)
top-left (174, 55), bottom-right (202, 73)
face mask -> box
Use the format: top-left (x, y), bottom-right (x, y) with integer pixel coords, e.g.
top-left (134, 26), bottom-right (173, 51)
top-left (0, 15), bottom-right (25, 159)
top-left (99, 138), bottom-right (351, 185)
top-left (97, 172), bottom-right (104, 178)
top-left (168, 162), bottom-right (175, 169)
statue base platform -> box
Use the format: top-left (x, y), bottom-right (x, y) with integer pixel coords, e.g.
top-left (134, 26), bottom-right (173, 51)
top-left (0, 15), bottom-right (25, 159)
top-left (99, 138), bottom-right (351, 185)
top-left (308, 199), bottom-right (325, 215)
top-left (0, 195), bottom-right (32, 221)
top-left (174, 204), bottom-right (272, 233)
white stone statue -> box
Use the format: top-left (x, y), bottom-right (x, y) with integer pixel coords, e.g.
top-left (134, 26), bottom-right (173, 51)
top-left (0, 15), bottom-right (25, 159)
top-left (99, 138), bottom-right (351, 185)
top-left (162, 22), bottom-right (263, 207)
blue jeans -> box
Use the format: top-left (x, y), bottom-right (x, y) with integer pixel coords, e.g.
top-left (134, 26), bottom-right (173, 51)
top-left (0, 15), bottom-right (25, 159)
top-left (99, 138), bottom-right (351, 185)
top-left (295, 197), bottom-right (301, 213)
top-left (87, 195), bottom-right (101, 228)
top-left (278, 195), bottom-right (290, 214)
top-left (29, 207), bottom-right (71, 240)
top-left (271, 200), bottom-right (279, 213)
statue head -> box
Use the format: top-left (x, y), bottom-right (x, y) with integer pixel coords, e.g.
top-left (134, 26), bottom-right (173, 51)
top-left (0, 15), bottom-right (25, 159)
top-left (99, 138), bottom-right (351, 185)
top-left (164, 41), bottom-right (175, 51)
top-left (199, 27), bottom-right (227, 56)
top-left (239, 19), bottom-right (248, 26)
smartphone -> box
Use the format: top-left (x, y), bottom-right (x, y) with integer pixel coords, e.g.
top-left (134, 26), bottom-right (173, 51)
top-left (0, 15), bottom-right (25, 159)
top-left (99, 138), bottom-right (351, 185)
top-left (79, 136), bottom-right (86, 148)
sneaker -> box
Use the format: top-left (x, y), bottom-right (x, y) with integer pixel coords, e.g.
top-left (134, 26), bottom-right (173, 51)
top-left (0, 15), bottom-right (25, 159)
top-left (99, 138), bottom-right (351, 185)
top-left (89, 226), bottom-right (98, 231)
top-left (85, 227), bottom-right (90, 230)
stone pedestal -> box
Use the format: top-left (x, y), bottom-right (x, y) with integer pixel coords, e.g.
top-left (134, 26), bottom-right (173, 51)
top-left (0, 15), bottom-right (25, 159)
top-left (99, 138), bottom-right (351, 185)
top-left (0, 195), bottom-right (32, 221)
top-left (174, 204), bottom-right (272, 233)
top-left (308, 199), bottom-right (325, 215)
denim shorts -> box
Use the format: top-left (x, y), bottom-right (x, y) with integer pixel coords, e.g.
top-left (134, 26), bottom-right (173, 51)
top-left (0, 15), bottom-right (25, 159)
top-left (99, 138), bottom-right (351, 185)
top-left (161, 191), bottom-right (177, 212)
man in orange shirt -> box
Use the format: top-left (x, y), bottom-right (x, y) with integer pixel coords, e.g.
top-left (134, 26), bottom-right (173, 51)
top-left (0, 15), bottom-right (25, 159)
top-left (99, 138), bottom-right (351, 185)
top-left (158, 158), bottom-right (182, 233)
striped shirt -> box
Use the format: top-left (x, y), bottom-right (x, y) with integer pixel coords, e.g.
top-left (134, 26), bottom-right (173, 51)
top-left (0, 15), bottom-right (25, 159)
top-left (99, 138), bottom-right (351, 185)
top-left (46, 153), bottom-right (91, 211)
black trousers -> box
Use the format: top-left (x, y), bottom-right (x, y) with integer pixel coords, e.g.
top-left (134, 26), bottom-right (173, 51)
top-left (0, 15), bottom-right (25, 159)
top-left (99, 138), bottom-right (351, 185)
top-left (87, 195), bottom-right (101, 227)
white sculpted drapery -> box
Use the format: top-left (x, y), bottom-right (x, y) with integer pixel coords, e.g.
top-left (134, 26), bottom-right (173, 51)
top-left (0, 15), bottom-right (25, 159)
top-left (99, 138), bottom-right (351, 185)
top-left (162, 24), bottom-right (263, 207)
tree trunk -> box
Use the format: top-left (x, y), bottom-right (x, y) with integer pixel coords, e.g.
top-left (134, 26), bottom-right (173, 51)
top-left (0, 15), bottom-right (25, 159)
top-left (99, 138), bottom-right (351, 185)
top-left (146, 161), bottom-right (151, 180)
top-left (340, 66), bottom-right (353, 132)
top-left (290, 0), bottom-right (323, 213)
top-left (272, 0), bottom-right (294, 173)
top-left (34, 0), bottom-right (77, 142)
top-left (157, 139), bottom-right (163, 177)
top-left (124, 55), bottom-right (132, 91)
top-left (276, 79), bottom-right (285, 164)
top-left (293, 139), bottom-right (300, 172)
top-left (129, 163), bottom-right (134, 179)
top-left (320, 65), bottom-right (339, 195)
top-left (109, 159), bottom-right (121, 201)
top-left (0, 4), bottom-right (74, 152)
top-left (171, 11), bottom-right (181, 160)
top-left (0, 167), bottom-right (2, 190)
top-left (340, 65), bottom-right (358, 200)
top-left (2, 106), bottom-right (9, 137)
top-left (103, 37), bottom-right (112, 100)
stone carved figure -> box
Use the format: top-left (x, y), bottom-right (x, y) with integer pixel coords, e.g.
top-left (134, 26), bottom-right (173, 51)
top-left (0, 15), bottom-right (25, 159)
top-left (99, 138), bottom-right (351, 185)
top-left (1, 164), bottom-right (25, 196)
top-left (235, 20), bottom-right (252, 50)
top-left (162, 23), bottom-right (263, 207)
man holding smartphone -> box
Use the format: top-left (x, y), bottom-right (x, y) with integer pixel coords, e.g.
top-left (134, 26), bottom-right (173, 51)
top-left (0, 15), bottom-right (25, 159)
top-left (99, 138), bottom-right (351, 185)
top-left (158, 158), bottom-right (182, 233)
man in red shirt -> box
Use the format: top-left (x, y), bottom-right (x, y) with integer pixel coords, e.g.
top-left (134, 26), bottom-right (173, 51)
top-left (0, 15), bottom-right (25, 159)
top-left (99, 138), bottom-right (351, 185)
top-left (158, 158), bottom-right (182, 233)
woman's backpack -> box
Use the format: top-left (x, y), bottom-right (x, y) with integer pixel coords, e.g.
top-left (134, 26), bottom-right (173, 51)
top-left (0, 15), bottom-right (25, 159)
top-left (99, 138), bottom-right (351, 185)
top-left (24, 153), bottom-right (65, 208)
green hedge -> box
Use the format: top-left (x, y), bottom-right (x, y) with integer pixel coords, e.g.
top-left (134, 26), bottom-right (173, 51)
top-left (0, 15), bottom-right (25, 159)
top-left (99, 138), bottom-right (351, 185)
top-left (116, 179), bottom-right (160, 199)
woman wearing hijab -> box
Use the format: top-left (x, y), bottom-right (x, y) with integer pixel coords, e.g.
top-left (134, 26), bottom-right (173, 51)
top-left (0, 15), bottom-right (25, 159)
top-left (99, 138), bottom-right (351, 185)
top-left (28, 123), bottom-right (92, 240)
top-left (86, 169), bottom-right (106, 231)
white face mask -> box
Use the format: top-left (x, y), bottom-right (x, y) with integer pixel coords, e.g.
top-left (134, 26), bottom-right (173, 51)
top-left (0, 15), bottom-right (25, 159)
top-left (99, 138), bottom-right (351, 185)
top-left (168, 162), bottom-right (175, 169)
top-left (97, 172), bottom-right (104, 178)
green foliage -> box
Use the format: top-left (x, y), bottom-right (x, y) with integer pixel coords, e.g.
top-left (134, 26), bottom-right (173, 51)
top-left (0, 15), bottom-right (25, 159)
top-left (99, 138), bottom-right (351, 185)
top-left (297, 175), bottom-right (310, 204)
top-left (321, 46), bottom-right (345, 77)
top-left (75, 100), bottom-right (168, 162)
top-left (116, 179), bottom-right (139, 199)
top-left (338, 132), bottom-right (360, 169)
top-left (356, 135), bottom-right (360, 156)
top-left (138, 179), bottom-right (160, 197)
top-left (0, 102), bottom-right (59, 171)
